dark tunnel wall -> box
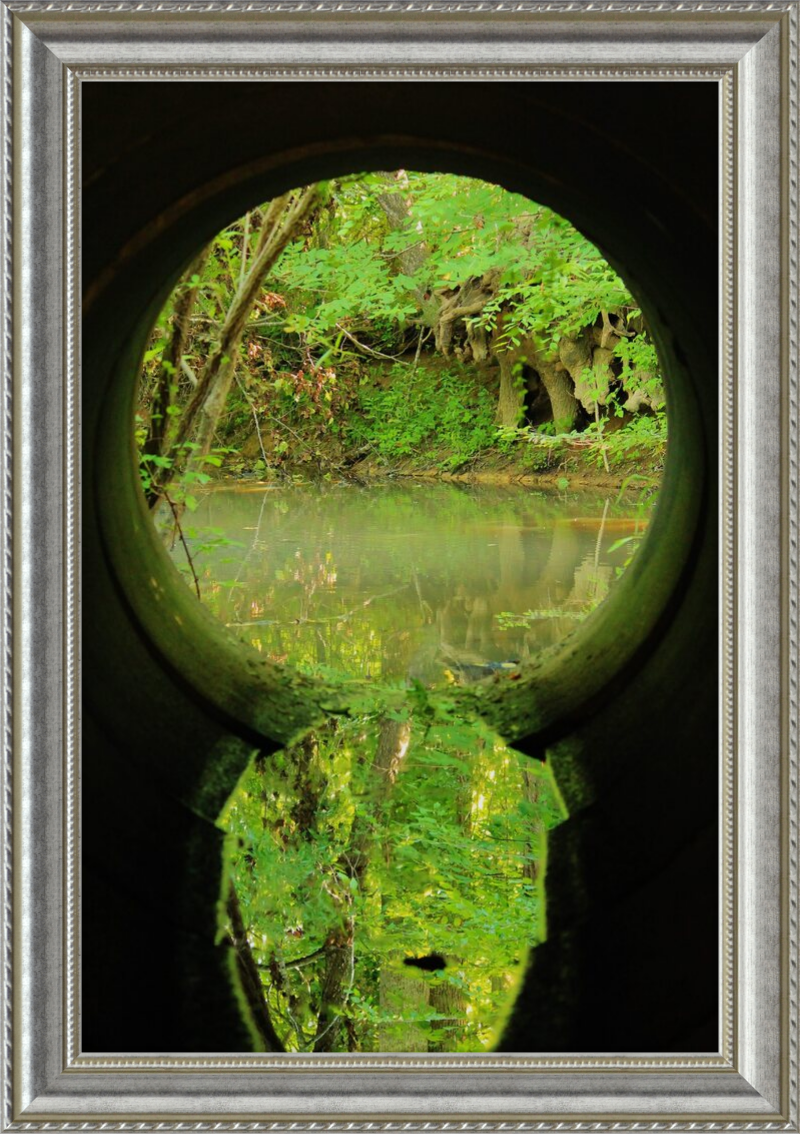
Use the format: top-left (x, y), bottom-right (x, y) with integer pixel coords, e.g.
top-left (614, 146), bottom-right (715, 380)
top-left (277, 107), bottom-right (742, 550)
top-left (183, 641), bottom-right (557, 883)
top-left (82, 81), bottom-right (718, 1053)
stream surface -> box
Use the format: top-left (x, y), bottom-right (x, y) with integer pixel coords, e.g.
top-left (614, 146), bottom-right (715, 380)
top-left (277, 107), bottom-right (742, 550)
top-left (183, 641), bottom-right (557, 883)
top-left (174, 480), bottom-right (650, 686)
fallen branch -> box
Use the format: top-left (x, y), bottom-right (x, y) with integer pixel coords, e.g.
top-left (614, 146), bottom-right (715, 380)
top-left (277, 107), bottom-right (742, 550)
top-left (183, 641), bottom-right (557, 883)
top-left (335, 322), bottom-right (412, 362)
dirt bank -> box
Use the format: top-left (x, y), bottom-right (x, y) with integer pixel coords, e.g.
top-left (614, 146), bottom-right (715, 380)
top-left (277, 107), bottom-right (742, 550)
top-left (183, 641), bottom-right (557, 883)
top-left (224, 434), bottom-right (664, 494)
top-left (344, 445), bottom-right (663, 493)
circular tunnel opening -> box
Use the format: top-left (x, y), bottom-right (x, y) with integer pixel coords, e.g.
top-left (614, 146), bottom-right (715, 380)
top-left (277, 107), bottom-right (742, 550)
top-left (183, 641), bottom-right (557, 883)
top-left (82, 82), bottom-right (718, 1055)
top-left (137, 171), bottom-right (668, 694)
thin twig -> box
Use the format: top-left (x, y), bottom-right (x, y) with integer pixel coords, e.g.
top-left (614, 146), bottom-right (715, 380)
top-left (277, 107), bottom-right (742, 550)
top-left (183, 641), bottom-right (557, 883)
top-left (163, 491), bottom-right (201, 600)
top-left (593, 397), bottom-right (611, 474)
top-left (234, 371), bottom-right (270, 467)
top-left (594, 497), bottom-right (610, 571)
top-left (181, 358), bottom-right (198, 387)
top-left (257, 946), bottom-right (327, 970)
top-left (263, 409), bottom-right (317, 453)
top-left (412, 325), bottom-right (425, 372)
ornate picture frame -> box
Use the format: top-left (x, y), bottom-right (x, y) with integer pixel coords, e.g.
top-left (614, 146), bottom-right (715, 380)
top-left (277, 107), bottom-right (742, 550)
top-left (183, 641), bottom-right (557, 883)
top-left (2, 1), bottom-right (796, 1127)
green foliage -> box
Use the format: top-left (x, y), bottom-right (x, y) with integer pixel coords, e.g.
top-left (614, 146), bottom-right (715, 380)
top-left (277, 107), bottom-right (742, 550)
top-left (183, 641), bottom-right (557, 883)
top-left (575, 411), bottom-right (668, 471)
top-left (494, 426), bottom-right (559, 470)
top-left (137, 170), bottom-right (666, 484)
top-left (494, 424), bottom-right (529, 453)
top-left (346, 363), bottom-right (496, 467)
top-left (277, 242), bottom-right (417, 341)
top-left (604, 412), bottom-right (667, 465)
top-left (613, 328), bottom-right (664, 407)
top-left (223, 713), bottom-right (566, 1052)
top-left (137, 440), bottom-right (220, 509)
top-left (271, 171), bottom-right (640, 364)
top-left (479, 220), bottom-right (633, 352)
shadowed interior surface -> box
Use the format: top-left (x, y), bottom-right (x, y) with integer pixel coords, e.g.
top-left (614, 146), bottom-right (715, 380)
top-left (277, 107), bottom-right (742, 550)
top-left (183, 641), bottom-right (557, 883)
top-left (82, 81), bottom-right (718, 1054)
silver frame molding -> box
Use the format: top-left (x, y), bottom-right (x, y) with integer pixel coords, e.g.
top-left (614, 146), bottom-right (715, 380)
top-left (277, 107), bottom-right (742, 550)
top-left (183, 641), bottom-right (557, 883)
top-left (0, 1), bottom-right (796, 1127)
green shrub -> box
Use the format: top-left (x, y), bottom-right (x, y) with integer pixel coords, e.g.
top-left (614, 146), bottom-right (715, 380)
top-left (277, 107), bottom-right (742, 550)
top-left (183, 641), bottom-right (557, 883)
top-left (601, 412), bottom-right (668, 467)
top-left (348, 364), bottom-right (497, 466)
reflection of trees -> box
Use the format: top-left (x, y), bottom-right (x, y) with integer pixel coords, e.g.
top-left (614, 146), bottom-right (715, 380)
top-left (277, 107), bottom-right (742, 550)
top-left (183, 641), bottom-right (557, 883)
top-left (312, 716), bottom-right (411, 1052)
top-left (426, 511), bottom-right (615, 675)
top-left (225, 715), bottom-right (563, 1052)
top-left (182, 486), bottom-right (634, 682)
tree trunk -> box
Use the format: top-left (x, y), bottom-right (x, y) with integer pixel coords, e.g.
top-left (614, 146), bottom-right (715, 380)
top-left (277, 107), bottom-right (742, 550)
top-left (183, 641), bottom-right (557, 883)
top-left (143, 245), bottom-right (211, 505)
top-left (467, 321), bottom-right (490, 363)
top-left (376, 175), bottom-right (428, 279)
top-left (376, 172), bottom-right (440, 329)
top-left (557, 332), bottom-right (594, 415)
top-left (436, 272), bottom-right (498, 358)
top-left (151, 185), bottom-right (322, 501)
top-left (564, 314), bottom-right (622, 414)
top-left (521, 768), bottom-right (543, 887)
top-left (312, 929), bottom-right (354, 1052)
top-left (290, 730), bottom-right (326, 835)
top-left (378, 965), bottom-right (430, 1052)
top-left (495, 348), bottom-right (526, 428)
top-left (538, 359), bottom-right (578, 432)
top-left (426, 769), bottom-right (470, 1052)
top-left (427, 973), bottom-right (467, 1052)
top-left (311, 716), bottom-right (412, 1052)
top-left (226, 885), bottom-right (286, 1052)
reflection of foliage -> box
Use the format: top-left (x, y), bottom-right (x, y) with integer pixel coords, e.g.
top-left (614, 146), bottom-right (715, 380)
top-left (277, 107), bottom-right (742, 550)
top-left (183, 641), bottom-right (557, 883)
top-left (223, 712), bottom-right (565, 1052)
top-left (178, 483), bottom-right (649, 684)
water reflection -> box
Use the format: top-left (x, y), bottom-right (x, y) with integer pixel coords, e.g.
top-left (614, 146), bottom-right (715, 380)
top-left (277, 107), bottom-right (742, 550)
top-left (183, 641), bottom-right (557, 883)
top-left (222, 707), bottom-right (567, 1053)
top-left (169, 482), bottom-right (648, 684)
top-left (172, 481), bottom-right (652, 1051)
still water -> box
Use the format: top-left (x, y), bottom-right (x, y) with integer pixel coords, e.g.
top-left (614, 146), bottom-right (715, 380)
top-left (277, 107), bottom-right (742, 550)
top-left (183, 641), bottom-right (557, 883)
top-left (171, 480), bottom-right (649, 685)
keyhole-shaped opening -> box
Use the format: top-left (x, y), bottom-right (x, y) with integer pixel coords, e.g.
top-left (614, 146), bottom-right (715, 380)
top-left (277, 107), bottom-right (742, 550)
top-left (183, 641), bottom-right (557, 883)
top-left (133, 169), bottom-right (669, 1052)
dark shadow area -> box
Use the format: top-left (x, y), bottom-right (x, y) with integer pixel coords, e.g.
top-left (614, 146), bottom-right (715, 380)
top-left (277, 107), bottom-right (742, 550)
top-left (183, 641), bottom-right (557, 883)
top-left (82, 82), bottom-right (718, 1054)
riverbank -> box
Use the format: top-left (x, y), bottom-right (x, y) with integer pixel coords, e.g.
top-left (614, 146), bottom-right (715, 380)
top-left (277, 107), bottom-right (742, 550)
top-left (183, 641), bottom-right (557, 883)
top-left (350, 448), bottom-right (662, 491)
top-left (224, 434), bottom-right (664, 494)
